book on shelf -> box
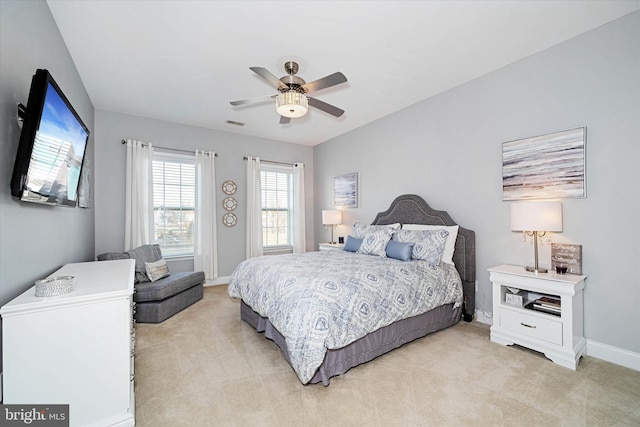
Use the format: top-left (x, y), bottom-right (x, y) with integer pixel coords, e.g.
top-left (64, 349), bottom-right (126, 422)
top-left (525, 301), bottom-right (561, 316)
top-left (533, 303), bottom-right (560, 312)
top-left (538, 296), bottom-right (560, 306)
top-left (533, 296), bottom-right (561, 310)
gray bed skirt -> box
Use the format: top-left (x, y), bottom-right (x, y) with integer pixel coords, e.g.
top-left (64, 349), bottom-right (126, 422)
top-left (240, 300), bottom-right (462, 386)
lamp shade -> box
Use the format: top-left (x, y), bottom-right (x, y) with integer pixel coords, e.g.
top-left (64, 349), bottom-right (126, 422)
top-left (322, 210), bottom-right (342, 226)
top-left (511, 201), bottom-right (562, 232)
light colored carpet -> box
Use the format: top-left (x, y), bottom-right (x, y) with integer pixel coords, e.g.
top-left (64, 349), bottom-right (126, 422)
top-left (134, 285), bottom-right (640, 426)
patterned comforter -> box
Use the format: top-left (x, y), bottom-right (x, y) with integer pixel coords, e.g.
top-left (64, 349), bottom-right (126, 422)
top-left (228, 250), bottom-right (463, 384)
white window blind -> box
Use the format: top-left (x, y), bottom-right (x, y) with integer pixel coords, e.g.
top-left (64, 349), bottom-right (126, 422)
top-left (152, 153), bottom-right (195, 256)
top-left (261, 165), bottom-right (293, 250)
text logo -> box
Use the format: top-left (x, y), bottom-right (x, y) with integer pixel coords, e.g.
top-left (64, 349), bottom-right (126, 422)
top-left (1, 405), bottom-right (69, 426)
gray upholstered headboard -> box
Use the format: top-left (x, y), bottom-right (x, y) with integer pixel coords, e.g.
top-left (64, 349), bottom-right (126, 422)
top-left (371, 194), bottom-right (476, 321)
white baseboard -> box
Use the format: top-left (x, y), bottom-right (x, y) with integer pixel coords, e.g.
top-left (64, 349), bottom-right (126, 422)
top-left (204, 276), bottom-right (230, 287)
top-left (475, 310), bottom-right (493, 325)
top-left (586, 339), bottom-right (640, 371)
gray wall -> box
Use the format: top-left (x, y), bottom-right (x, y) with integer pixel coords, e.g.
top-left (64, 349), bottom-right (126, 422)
top-left (94, 110), bottom-right (314, 277)
top-left (314, 12), bottom-right (640, 355)
top-left (0, 0), bottom-right (95, 361)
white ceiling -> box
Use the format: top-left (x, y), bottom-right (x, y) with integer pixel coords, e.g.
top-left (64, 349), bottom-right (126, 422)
top-left (46, 1), bottom-right (639, 147)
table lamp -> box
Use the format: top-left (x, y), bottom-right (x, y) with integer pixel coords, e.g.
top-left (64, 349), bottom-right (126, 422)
top-left (322, 210), bottom-right (342, 244)
top-left (511, 201), bottom-right (562, 273)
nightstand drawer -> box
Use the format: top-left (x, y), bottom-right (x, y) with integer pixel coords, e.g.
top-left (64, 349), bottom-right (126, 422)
top-left (500, 309), bottom-right (562, 345)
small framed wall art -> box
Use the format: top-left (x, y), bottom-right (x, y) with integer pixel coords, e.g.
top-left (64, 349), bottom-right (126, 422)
top-left (223, 213), bottom-right (237, 227)
top-left (222, 197), bottom-right (237, 211)
top-left (222, 180), bottom-right (237, 195)
top-left (334, 173), bottom-right (358, 208)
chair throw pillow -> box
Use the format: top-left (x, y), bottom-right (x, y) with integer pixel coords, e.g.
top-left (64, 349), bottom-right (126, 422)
top-left (127, 244), bottom-right (163, 283)
top-left (145, 258), bottom-right (170, 282)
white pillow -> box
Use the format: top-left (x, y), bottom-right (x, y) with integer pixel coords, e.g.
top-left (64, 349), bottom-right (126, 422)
top-left (352, 221), bottom-right (400, 238)
top-left (402, 224), bottom-right (459, 265)
top-left (357, 228), bottom-right (394, 257)
top-left (145, 258), bottom-right (170, 282)
top-left (392, 229), bottom-right (449, 265)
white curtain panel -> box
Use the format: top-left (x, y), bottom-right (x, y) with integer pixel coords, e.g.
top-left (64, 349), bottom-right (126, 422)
top-left (125, 139), bottom-right (155, 250)
top-left (194, 150), bottom-right (218, 279)
top-left (292, 162), bottom-right (306, 253)
top-left (245, 156), bottom-right (263, 258)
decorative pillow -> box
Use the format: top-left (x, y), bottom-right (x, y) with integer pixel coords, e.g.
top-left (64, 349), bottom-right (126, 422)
top-left (343, 235), bottom-right (363, 252)
top-left (402, 224), bottom-right (459, 264)
top-left (145, 258), bottom-right (170, 282)
top-left (393, 229), bottom-right (449, 265)
top-left (357, 228), bottom-right (394, 257)
top-left (385, 240), bottom-right (414, 262)
top-left (352, 221), bottom-right (400, 238)
top-left (127, 244), bottom-right (163, 283)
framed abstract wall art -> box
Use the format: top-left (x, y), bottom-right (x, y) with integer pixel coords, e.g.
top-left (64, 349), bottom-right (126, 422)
top-left (334, 173), bottom-right (358, 208)
top-left (502, 127), bottom-right (586, 201)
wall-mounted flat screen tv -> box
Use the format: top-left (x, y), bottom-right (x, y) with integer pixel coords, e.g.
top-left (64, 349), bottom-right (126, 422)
top-left (10, 69), bottom-right (90, 207)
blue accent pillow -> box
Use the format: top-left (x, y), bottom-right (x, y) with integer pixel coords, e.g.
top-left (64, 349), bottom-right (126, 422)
top-left (385, 240), bottom-right (414, 261)
top-left (343, 235), bottom-right (363, 252)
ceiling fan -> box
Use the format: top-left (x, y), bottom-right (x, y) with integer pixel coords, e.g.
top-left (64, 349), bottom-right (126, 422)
top-left (230, 61), bottom-right (347, 124)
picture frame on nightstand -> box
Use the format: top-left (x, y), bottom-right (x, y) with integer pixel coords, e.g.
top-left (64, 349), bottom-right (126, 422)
top-left (551, 243), bottom-right (582, 274)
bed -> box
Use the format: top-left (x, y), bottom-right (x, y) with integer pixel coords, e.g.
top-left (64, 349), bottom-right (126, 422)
top-left (228, 194), bottom-right (476, 385)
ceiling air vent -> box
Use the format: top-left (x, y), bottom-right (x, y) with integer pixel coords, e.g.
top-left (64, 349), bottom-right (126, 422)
top-left (225, 120), bottom-right (245, 127)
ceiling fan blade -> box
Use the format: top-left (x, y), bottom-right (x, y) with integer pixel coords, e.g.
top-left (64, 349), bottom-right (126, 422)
top-left (302, 72), bottom-right (347, 93)
top-left (230, 94), bottom-right (275, 106)
top-left (250, 67), bottom-right (288, 90)
top-left (308, 97), bottom-right (345, 117)
top-left (279, 116), bottom-right (291, 125)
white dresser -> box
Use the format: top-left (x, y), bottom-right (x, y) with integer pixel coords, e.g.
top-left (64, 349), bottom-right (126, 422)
top-left (488, 264), bottom-right (587, 370)
top-left (1, 259), bottom-right (136, 427)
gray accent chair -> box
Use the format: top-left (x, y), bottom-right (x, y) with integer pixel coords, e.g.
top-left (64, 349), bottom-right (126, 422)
top-left (97, 244), bottom-right (205, 323)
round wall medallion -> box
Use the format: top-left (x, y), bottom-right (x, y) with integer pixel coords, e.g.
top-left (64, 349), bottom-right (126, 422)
top-left (223, 197), bottom-right (237, 211)
top-left (223, 213), bottom-right (237, 227)
top-left (222, 180), bottom-right (237, 195)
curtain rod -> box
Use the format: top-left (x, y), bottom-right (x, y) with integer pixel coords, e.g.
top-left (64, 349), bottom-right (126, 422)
top-left (121, 139), bottom-right (218, 156)
top-left (243, 156), bottom-right (294, 166)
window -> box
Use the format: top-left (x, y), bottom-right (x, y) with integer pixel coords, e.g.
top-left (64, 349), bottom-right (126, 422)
top-left (261, 165), bottom-right (293, 251)
top-left (152, 153), bottom-right (195, 257)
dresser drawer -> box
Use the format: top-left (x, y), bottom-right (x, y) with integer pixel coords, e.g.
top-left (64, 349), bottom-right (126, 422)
top-left (500, 308), bottom-right (562, 345)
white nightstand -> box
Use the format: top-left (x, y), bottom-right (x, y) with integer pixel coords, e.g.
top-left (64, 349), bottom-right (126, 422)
top-left (319, 243), bottom-right (345, 251)
top-left (488, 264), bottom-right (587, 370)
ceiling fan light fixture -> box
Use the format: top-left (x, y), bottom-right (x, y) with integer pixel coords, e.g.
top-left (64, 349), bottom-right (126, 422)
top-left (276, 91), bottom-right (308, 118)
